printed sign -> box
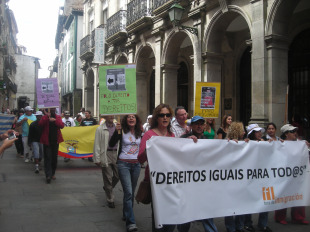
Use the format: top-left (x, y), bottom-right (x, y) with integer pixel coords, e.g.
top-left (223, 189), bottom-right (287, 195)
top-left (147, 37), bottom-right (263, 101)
top-left (93, 28), bottom-right (105, 64)
top-left (99, 64), bottom-right (137, 115)
top-left (194, 82), bottom-right (221, 118)
top-left (36, 78), bottom-right (60, 108)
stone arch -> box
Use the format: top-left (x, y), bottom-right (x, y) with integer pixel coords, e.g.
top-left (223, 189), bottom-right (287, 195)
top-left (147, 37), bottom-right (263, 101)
top-left (202, 6), bottom-right (252, 122)
top-left (203, 6), bottom-right (252, 53)
top-left (161, 30), bottom-right (195, 114)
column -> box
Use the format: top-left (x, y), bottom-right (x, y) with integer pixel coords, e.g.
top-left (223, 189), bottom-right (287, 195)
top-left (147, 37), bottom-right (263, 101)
top-left (154, 32), bottom-right (163, 106)
top-left (249, 0), bottom-right (268, 125)
top-left (265, 34), bottom-right (289, 126)
top-left (161, 64), bottom-right (179, 110)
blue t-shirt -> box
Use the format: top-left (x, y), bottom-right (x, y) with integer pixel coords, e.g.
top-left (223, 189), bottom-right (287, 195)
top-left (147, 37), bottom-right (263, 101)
top-left (18, 114), bottom-right (37, 137)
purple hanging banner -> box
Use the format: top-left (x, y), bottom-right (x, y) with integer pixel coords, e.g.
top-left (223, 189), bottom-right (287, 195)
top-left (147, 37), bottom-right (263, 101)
top-left (36, 78), bottom-right (60, 108)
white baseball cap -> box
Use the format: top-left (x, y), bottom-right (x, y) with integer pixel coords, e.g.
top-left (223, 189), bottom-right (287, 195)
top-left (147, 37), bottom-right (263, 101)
top-left (35, 111), bottom-right (43, 116)
top-left (24, 106), bottom-right (33, 111)
top-left (280, 124), bottom-right (298, 134)
top-left (247, 123), bottom-right (265, 135)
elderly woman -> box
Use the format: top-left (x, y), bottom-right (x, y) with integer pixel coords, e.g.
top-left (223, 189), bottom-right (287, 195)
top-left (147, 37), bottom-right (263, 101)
top-left (138, 103), bottom-right (190, 232)
top-left (244, 124), bottom-right (272, 232)
top-left (109, 114), bottom-right (142, 232)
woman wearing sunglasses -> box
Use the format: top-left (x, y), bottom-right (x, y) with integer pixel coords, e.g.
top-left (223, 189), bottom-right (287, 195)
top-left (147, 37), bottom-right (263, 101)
top-left (138, 103), bottom-right (190, 232)
top-left (109, 114), bottom-right (143, 232)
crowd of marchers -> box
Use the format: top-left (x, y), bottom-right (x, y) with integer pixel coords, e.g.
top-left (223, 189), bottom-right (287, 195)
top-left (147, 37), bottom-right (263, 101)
top-left (0, 104), bottom-right (309, 232)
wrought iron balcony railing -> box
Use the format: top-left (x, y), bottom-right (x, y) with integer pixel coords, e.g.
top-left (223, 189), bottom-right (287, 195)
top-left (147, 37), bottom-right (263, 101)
top-left (127, 0), bottom-right (152, 26)
top-left (152, 0), bottom-right (171, 11)
top-left (107, 10), bottom-right (127, 39)
top-left (80, 34), bottom-right (91, 57)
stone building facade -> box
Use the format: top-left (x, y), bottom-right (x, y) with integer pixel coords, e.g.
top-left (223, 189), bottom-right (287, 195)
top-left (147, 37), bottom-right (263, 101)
top-left (78, 0), bottom-right (310, 139)
top-left (100, 0), bottom-right (309, 139)
top-left (55, 0), bottom-right (84, 116)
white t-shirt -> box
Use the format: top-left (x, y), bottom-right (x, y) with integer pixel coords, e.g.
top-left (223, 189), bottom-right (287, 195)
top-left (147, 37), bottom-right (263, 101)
top-left (62, 117), bottom-right (76, 127)
top-left (119, 132), bottom-right (141, 160)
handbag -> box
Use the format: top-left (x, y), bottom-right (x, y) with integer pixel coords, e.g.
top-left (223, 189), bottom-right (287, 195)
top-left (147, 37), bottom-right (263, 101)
top-left (135, 179), bottom-right (151, 204)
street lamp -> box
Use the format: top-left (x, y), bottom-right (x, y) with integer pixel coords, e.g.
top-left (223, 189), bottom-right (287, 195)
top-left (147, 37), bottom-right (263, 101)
top-left (168, 3), bottom-right (198, 36)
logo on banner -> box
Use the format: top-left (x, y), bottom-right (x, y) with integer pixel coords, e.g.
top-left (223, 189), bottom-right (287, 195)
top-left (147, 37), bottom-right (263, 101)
top-left (262, 186), bottom-right (304, 205)
top-left (65, 140), bottom-right (78, 153)
top-left (262, 187), bottom-right (275, 205)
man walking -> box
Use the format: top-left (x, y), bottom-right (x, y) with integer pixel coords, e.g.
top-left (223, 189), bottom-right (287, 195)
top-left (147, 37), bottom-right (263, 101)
top-left (93, 115), bottom-right (119, 208)
top-left (17, 106), bottom-right (36, 162)
top-left (28, 111), bottom-right (44, 173)
top-left (81, 110), bottom-right (97, 161)
top-left (171, 106), bottom-right (189, 138)
top-left (39, 108), bottom-right (64, 184)
top-left (62, 111), bottom-right (75, 162)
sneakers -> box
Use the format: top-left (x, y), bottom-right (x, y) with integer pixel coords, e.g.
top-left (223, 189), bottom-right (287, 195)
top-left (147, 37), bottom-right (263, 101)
top-left (46, 177), bottom-right (51, 184)
top-left (34, 165), bottom-right (39, 174)
top-left (24, 158), bottom-right (30, 163)
top-left (276, 220), bottom-right (288, 225)
top-left (127, 224), bottom-right (138, 232)
top-left (244, 225), bottom-right (255, 232)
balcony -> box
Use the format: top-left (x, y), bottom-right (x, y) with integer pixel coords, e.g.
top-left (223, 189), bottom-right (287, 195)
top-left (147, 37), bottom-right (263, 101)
top-left (106, 10), bottom-right (127, 44)
top-left (126, 0), bottom-right (153, 34)
top-left (152, 0), bottom-right (173, 16)
top-left (80, 34), bottom-right (93, 60)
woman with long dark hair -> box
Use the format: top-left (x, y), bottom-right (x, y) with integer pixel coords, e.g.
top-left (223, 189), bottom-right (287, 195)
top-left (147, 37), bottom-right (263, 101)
top-left (217, 115), bottom-right (232, 139)
top-left (138, 103), bottom-right (190, 232)
top-left (109, 114), bottom-right (142, 232)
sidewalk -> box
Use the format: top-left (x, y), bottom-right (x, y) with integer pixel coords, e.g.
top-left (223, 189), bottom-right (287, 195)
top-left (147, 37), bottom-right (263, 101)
top-left (0, 146), bottom-right (309, 232)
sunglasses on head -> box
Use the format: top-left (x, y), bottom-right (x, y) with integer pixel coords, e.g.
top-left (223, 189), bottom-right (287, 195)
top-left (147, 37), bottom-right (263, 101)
top-left (158, 113), bottom-right (171, 118)
top-left (288, 129), bottom-right (297, 133)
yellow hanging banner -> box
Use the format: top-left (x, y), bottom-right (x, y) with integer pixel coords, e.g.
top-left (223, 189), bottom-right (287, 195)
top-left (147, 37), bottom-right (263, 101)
top-left (194, 82), bottom-right (221, 118)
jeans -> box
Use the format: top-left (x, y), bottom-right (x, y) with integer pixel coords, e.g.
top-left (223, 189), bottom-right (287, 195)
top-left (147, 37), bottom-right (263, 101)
top-left (32, 142), bottom-right (43, 159)
top-left (202, 218), bottom-right (218, 232)
top-left (244, 212), bottom-right (268, 228)
top-left (117, 160), bottom-right (141, 226)
top-left (225, 215), bottom-right (244, 232)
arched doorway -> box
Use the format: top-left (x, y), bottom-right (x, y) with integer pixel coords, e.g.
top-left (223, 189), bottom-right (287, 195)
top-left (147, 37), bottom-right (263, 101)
top-left (239, 47), bottom-right (252, 125)
top-left (177, 62), bottom-right (189, 111)
top-left (85, 68), bottom-right (94, 114)
top-left (288, 29), bottom-right (310, 139)
top-left (136, 45), bottom-right (155, 120)
top-left (162, 31), bottom-right (193, 113)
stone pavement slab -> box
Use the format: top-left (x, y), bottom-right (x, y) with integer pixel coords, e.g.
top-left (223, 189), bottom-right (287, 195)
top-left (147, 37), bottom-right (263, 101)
top-left (0, 146), bottom-right (309, 232)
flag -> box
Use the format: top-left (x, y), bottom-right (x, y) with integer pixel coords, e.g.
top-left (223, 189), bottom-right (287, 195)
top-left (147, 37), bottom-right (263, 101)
top-left (0, 113), bottom-right (15, 134)
top-left (58, 125), bottom-right (99, 158)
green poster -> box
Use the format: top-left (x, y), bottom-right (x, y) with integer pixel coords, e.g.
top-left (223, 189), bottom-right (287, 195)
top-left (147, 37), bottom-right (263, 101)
top-left (99, 64), bottom-right (137, 115)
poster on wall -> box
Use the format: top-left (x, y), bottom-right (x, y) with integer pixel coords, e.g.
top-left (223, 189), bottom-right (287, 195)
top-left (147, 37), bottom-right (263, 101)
top-left (36, 78), bottom-right (60, 109)
top-left (194, 82), bottom-right (221, 118)
top-left (99, 64), bottom-right (137, 115)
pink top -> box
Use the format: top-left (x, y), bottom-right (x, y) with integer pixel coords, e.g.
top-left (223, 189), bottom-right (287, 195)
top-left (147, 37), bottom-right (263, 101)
top-left (138, 129), bottom-right (175, 181)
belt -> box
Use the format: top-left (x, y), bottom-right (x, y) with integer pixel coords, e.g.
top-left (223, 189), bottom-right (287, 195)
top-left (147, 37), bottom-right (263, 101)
top-left (107, 149), bottom-right (117, 151)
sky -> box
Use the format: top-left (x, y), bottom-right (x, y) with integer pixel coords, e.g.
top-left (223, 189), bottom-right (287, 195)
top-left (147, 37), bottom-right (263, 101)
top-left (8, 0), bottom-right (64, 78)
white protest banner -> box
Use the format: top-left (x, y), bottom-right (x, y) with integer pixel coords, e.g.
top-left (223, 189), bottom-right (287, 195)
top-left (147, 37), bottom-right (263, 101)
top-left (146, 137), bottom-right (310, 228)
